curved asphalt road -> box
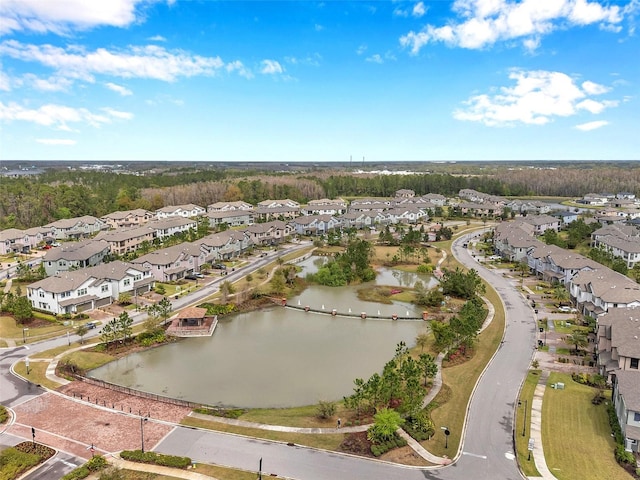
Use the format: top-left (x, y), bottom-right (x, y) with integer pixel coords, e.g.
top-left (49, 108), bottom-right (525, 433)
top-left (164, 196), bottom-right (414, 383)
top-left (155, 232), bottom-right (537, 480)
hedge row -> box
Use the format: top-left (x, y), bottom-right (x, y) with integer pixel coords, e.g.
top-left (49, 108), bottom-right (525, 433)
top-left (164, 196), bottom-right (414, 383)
top-left (370, 435), bottom-right (408, 457)
top-left (120, 450), bottom-right (191, 469)
top-left (402, 424), bottom-right (431, 442)
top-left (607, 403), bottom-right (636, 466)
top-left (61, 455), bottom-right (107, 480)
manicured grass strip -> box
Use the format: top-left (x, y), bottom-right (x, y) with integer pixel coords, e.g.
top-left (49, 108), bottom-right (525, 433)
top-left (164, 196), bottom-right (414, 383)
top-left (60, 351), bottom-right (115, 370)
top-left (515, 370), bottom-right (541, 477)
top-left (30, 343), bottom-right (86, 359)
top-left (14, 360), bottom-right (62, 390)
top-left (192, 464), bottom-right (265, 480)
top-left (0, 316), bottom-right (69, 342)
top-left (181, 417), bottom-right (344, 451)
top-left (543, 372), bottom-right (630, 480)
top-left (239, 403), bottom-right (352, 428)
top-left (425, 282), bottom-right (505, 457)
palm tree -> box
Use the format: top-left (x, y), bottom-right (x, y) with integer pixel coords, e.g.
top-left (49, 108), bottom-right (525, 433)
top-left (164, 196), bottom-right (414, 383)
top-left (553, 284), bottom-right (570, 307)
top-left (565, 330), bottom-right (588, 355)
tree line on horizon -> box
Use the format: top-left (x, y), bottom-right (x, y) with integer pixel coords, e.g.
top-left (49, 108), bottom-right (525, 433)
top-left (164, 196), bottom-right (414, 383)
top-left (1, 164), bottom-right (638, 230)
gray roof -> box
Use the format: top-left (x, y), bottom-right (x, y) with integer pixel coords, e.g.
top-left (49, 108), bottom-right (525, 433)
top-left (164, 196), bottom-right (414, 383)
top-left (615, 370), bottom-right (640, 412)
top-left (572, 269), bottom-right (640, 303)
top-left (45, 215), bottom-right (103, 229)
top-left (598, 307), bottom-right (640, 358)
top-left (28, 260), bottom-right (149, 293)
top-left (43, 239), bottom-right (109, 261)
top-left (95, 225), bottom-right (154, 242)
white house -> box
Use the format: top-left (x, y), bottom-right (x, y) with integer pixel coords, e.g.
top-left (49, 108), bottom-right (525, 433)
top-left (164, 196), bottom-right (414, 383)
top-left (156, 204), bottom-right (206, 219)
top-left (27, 261), bottom-right (153, 315)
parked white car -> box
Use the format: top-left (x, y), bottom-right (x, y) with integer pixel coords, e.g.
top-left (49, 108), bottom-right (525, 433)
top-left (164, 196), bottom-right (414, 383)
top-left (558, 306), bottom-right (577, 313)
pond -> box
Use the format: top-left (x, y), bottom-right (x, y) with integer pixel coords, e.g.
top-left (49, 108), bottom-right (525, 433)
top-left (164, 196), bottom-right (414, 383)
top-left (89, 257), bottom-right (434, 408)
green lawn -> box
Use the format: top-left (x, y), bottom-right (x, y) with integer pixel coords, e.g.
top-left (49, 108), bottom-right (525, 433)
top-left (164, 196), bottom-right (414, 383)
top-left (552, 320), bottom-right (589, 334)
top-left (543, 373), bottom-right (632, 480)
top-left (240, 403), bottom-right (351, 428)
top-left (0, 316), bottom-right (69, 343)
top-left (181, 417), bottom-right (344, 451)
top-left (60, 350), bottom-right (115, 370)
top-left (13, 360), bottom-right (62, 390)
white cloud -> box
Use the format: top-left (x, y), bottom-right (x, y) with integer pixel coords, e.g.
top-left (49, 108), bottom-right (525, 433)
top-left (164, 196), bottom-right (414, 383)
top-left (400, 0), bottom-right (625, 53)
top-left (147, 35), bottom-right (166, 42)
top-left (105, 82), bottom-right (132, 96)
top-left (0, 40), bottom-right (228, 82)
top-left (24, 74), bottom-right (73, 91)
top-left (0, 71), bottom-right (12, 91)
top-left (413, 2), bottom-right (427, 17)
top-left (0, 101), bottom-right (132, 130)
top-left (453, 69), bottom-right (618, 126)
top-left (260, 59), bottom-right (283, 75)
top-left (575, 120), bottom-right (609, 130)
top-left (226, 60), bottom-right (253, 79)
top-left (0, 0), bottom-right (151, 35)
top-left (356, 44), bottom-right (367, 55)
top-left (366, 54), bottom-right (383, 64)
top-left (393, 7), bottom-right (409, 18)
top-left (576, 98), bottom-right (618, 113)
top-left (101, 107), bottom-right (134, 119)
top-left (36, 138), bottom-right (77, 145)
top-left (581, 80), bottom-right (610, 95)
top-left (314, 24), bottom-right (324, 32)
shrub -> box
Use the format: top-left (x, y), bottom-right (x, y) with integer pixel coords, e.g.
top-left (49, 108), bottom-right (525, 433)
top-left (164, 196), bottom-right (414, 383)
top-left (316, 400), bottom-right (337, 419)
top-left (61, 456), bottom-right (108, 480)
top-left (0, 404), bottom-right (8, 424)
top-left (193, 407), bottom-right (245, 419)
top-left (615, 445), bottom-right (635, 465)
top-left (120, 450), bottom-right (191, 469)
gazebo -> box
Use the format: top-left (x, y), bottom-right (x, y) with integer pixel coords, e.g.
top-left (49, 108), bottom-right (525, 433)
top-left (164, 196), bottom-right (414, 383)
top-left (175, 307), bottom-right (207, 327)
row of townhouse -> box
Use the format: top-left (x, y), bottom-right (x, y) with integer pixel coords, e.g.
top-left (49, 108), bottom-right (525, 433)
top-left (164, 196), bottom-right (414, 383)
top-left (27, 261), bottom-right (154, 315)
top-left (578, 192), bottom-right (637, 206)
top-left (591, 224), bottom-right (640, 269)
top-left (493, 218), bottom-right (640, 453)
top-left (0, 227), bottom-right (52, 255)
top-left (596, 307), bottom-right (640, 453)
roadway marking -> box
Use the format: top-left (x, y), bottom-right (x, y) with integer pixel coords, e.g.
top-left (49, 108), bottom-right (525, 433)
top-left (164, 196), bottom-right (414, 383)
top-left (23, 346), bottom-right (29, 350)
top-left (462, 451), bottom-right (487, 459)
top-left (504, 452), bottom-right (516, 460)
top-left (59, 459), bottom-right (77, 468)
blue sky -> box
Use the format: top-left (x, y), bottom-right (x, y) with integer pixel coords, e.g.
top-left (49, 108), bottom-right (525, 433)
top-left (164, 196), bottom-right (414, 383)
top-left (1, 0), bottom-right (639, 162)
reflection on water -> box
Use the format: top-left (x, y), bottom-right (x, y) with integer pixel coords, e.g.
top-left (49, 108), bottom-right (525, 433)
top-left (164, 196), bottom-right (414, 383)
top-left (90, 256), bottom-right (435, 408)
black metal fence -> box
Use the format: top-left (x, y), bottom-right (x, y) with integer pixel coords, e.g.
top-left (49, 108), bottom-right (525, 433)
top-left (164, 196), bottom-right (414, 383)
top-left (76, 375), bottom-right (203, 409)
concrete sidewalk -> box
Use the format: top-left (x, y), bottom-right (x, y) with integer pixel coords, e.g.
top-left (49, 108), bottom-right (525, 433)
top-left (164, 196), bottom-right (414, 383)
top-left (526, 370), bottom-right (558, 480)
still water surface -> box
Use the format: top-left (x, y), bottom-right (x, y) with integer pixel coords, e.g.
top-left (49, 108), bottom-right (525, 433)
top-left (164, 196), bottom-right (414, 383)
top-left (90, 258), bottom-right (432, 408)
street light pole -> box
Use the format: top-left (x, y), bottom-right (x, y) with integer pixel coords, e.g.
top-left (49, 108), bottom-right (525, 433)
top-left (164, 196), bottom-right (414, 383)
top-left (141, 417), bottom-right (148, 453)
top-left (67, 330), bottom-right (70, 346)
top-left (522, 399), bottom-right (528, 437)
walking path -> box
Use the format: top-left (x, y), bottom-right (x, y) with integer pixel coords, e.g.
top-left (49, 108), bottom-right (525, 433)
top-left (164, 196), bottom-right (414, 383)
top-left (108, 455), bottom-right (217, 480)
top-left (527, 370), bottom-right (558, 480)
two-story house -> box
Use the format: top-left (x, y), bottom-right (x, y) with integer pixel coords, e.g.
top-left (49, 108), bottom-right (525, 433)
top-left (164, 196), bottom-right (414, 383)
top-left (45, 216), bottom-right (107, 240)
top-left (155, 204), bottom-right (206, 219)
top-left (242, 221), bottom-right (293, 246)
top-left (42, 239), bottom-right (111, 276)
top-left (101, 209), bottom-right (154, 229)
top-left (291, 215), bottom-right (341, 236)
top-left (570, 268), bottom-right (640, 317)
top-left (597, 308), bottom-right (640, 379)
top-left (132, 242), bottom-right (207, 282)
top-left (205, 209), bottom-right (255, 228)
top-left (27, 261), bottom-right (152, 315)
top-left (95, 225), bottom-right (156, 256)
top-left (302, 199), bottom-right (347, 216)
